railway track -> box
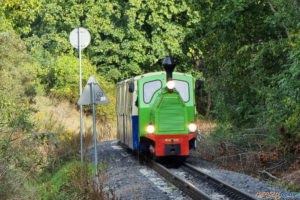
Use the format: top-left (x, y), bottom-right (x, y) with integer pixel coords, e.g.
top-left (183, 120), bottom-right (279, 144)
top-left (148, 160), bottom-right (210, 200)
top-left (149, 160), bottom-right (257, 200)
top-left (118, 142), bottom-right (256, 200)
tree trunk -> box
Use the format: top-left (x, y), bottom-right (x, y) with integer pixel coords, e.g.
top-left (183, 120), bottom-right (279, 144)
top-left (205, 92), bottom-right (211, 117)
top-left (265, 0), bottom-right (292, 43)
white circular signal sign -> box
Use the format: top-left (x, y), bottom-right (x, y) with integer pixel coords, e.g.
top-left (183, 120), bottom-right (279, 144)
top-left (69, 27), bottom-right (91, 49)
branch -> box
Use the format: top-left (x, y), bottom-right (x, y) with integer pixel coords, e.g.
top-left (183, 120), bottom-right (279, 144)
top-left (265, 0), bottom-right (276, 13)
top-left (293, 0), bottom-right (297, 8)
top-left (265, 0), bottom-right (292, 43)
top-left (259, 170), bottom-right (279, 180)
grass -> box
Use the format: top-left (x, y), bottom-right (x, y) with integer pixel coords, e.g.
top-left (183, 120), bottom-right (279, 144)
top-left (38, 161), bottom-right (108, 200)
top-left (34, 96), bottom-right (117, 141)
top-left (33, 96), bottom-right (116, 199)
top-left (0, 95), bottom-right (117, 200)
top-left (267, 180), bottom-right (300, 193)
top-left (195, 120), bottom-right (300, 193)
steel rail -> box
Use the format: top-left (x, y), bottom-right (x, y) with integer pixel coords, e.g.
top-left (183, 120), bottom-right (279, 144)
top-left (117, 142), bottom-right (211, 199)
top-left (149, 160), bottom-right (212, 200)
top-left (183, 163), bottom-right (256, 200)
top-left (117, 141), bottom-right (255, 200)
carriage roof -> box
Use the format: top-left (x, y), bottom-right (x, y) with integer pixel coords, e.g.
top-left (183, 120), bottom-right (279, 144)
top-left (117, 71), bottom-right (192, 84)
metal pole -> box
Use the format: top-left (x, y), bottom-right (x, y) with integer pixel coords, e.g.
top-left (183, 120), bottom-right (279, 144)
top-left (90, 83), bottom-right (98, 176)
top-left (78, 27), bottom-right (84, 162)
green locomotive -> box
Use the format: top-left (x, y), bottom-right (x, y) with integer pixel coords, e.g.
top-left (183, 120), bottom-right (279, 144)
top-left (117, 57), bottom-right (198, 157)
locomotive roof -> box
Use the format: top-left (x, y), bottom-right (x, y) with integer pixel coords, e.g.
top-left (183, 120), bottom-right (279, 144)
top-left (117, 71), bottom-right (192, 84)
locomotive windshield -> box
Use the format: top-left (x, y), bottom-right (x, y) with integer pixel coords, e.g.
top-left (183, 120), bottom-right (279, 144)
top-left (174, 80), bottom-right (189, 102)
top-left (143, 80), bottom-right (162, 103)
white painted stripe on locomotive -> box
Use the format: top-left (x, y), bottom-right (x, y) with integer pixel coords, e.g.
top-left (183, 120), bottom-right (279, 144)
top-left (116, 71), bottom-right (192, 85)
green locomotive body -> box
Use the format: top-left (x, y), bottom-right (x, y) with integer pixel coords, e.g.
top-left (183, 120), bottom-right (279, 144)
top-left (117, 57), bottom-right (198, 157)
top-left (117, 71), bottom-right (197, 157)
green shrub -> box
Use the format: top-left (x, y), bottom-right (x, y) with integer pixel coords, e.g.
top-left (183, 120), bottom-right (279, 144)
top-left (0, 31), bottom-right (42, 199)
top-left (35, 54), bottom-right (116, 121)
top-left (40, 161), bottom-right (107, 200)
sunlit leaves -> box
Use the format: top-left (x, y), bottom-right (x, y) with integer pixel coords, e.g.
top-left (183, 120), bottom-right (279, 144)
top-left (1, 0), bottom-right (43, 34)
top-left (184, 0), bottom-right (299, 135)
top-left (14, 0), bottom-right (203, 81)
top-left (1, 0), bottom-right (298, 135)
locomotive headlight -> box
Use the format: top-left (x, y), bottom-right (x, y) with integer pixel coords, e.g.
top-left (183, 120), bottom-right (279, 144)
top-left (146, 124), bottom-right (155, 134)
top-left (188, 123), bottom-right (197, 132)
top-left (166, 80), bottom-right (175, 90)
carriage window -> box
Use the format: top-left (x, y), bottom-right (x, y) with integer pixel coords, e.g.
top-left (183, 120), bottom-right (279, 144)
top-left (174, 80), bottom-right (189, 102)
top-left (143, 80), bottom-right (162, 104)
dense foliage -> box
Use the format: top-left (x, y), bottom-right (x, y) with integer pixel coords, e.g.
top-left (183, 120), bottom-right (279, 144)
top-left (188, 0), bottom-right (299, 132)
top-left (0, 30), bottom-right (41, 199)
top-left (0, 0), bottom-right (299, 197)
top-left (3, 0), bottom-right (297, 132)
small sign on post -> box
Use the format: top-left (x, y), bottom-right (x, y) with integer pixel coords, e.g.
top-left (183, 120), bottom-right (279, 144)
top-left (78, 76), bottom-right (109, 177)
top-left (69, 27), bottom-right (91, 163)
top-left (78, 76), bottom-right (109, 105)
top-left (69, 27), bottom-right (91, 49)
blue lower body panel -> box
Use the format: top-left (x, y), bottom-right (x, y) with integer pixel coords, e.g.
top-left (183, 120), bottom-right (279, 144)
top-left (132, 115), bottom-right (139, 150)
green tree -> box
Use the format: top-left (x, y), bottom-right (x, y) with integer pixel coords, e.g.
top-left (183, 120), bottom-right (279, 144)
top-left (0, 0), bottom-right (42, 34)
top-left (20, 0), bottom-right (203, 81)
top-left (43, 55), bottom-right (116, 120)
top-left (0, 31), bottom-right (40, 199)
top-left (185, 0), bottom-right (299, 136)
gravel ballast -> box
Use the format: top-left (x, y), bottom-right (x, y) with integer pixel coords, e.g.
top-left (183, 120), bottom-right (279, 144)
top-left (186, 154), bottom-right (298, 200)
top-left (87, 140), bottom-right (298, 199)
top-left (87, 140), bottom-right (190, 199)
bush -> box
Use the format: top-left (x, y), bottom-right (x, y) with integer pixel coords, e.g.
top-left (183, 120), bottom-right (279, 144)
top-left (197, 124), bottom-right (299, 178)
top-left (35, 55), bottom-right (116, 121)
top-left (40, 161), bottom-right (109, 200)
top-left (0, 31), bottom-right (42, 199)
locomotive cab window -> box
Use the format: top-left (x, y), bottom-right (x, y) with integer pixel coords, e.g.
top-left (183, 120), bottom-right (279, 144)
top-left (174, 80), bottom-right (189, 102)
top-left (143, 80), bottom-right (162, 104)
